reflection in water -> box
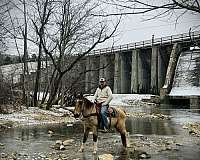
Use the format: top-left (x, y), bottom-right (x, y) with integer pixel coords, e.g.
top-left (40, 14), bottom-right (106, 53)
top-left (126, 117), bottom-right (176, 135)
top-left (81, 152), bottom-right (98, 160)
top-left (0, 123), bottom-right (83, 154)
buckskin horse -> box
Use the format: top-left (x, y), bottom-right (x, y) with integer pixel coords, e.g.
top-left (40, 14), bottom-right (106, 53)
top-left (74, 94), bottom-right (128, 154)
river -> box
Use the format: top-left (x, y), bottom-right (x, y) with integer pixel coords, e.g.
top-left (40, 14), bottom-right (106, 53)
top-left (0, 104), bottom-right (200, 160)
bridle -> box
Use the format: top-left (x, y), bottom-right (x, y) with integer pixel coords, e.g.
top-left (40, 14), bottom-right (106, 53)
top-left (76, 99), bottom-right (97, 118)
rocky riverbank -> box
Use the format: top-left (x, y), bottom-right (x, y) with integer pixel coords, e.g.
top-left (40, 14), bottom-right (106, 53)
top-left (0, 107), bottom-right (75, 128)
top-left (0, 94), bottom-right (200, 160)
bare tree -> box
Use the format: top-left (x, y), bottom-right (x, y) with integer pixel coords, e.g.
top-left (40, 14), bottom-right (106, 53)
top-left (4, 0), bottom-right (31, 106)
top-left (31, 0), bottom-right (53, 107)
top-left (96, 0), bottom-right (200, 17)
top-left (0, 0), bottom-right (11, 54)
top-left (3, 0), bottom-right (119, 109)
top-left (30, 0), bottom-right (120, 109)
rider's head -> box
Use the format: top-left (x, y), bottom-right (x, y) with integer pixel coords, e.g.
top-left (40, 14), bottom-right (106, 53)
top-left (99, 78), bottom-right (106, 88)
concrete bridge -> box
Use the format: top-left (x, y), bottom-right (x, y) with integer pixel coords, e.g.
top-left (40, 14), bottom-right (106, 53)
top-left (1, 31), bottom-right (199, 107)
top-left (84, 31), bottom-right (200, 95)
top-left (2, 31), bottom-right (199, 106)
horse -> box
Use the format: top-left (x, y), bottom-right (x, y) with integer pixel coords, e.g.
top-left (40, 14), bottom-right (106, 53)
top-left (73, 95), bottom-right (128, 154)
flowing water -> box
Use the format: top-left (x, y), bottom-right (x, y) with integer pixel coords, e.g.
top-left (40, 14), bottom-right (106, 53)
top-left (0, 105), bottom-right (200, 160)
top-left (170, 49), bottom-right (200, 96)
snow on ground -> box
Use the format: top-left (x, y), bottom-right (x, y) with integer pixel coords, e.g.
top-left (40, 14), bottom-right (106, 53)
top-left (0, 94), bottom-right (153, 126)
top-left (0, 107), bottom-right (74, 126)
top-left (170, 87), bottom-right (200, 96)
top-left (86, 94), bottom-right (153, 106)
top-left (0, 61), bottom-right (51, 83)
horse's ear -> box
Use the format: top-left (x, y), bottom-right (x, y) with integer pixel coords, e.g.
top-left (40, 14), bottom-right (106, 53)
top-left (79, 92), bottom-right (83, 98)
top-left (76, 92), bottom-right (83, 99)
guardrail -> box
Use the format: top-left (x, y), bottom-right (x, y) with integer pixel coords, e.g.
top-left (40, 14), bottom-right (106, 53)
top-left (89, 30), bottom-right (200, 55)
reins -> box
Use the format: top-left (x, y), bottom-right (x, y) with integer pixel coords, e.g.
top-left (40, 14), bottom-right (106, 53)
top-left (81, 99), bottom-right (97, 118)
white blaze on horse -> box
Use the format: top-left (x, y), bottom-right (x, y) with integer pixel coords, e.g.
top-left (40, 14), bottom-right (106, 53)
top-left (73, 94), bottom-right (128, 154)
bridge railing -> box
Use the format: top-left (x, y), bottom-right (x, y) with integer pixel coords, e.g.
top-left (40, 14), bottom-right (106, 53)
top-left (89, 30), bottom-right (200, 55)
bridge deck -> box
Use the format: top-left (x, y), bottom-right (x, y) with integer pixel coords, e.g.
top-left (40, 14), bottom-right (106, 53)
top-left (89, 31), bottom-right (200, 55)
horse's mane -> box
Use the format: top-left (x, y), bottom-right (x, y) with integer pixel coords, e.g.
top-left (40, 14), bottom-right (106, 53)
top-left (83, 97), bottom-right (94, 109)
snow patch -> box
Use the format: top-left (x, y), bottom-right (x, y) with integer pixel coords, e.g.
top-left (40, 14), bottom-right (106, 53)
top-left (170, 87), bottom-right (200, 96)
top-left (86, 94), bottom-right (152, 106)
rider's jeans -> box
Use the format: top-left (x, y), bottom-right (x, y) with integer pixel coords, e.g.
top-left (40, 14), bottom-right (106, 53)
top-left (100, 104), bottom-right (108, 129)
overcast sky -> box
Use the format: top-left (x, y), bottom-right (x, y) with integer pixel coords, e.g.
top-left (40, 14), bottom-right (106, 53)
top-left (6, 0), bottom-right (200, 55)
top-left (96, 9), bottom-right (200, 48)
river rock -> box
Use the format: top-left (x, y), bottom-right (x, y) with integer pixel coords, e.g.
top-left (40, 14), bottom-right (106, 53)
top-left (60, 145), bottom-right (65, 150)
top-left (183, 123), bottom-right (200, 136)
top-left (0, 143), bottom-right (5, 146)
top-left (67, 123), bottom-right (73, 127)
top-left (54, 143), bottom-right (61, 150)
top-left (60, 154), bottom-right (68, 160)
top-left (166, 140), bottom-right (174, 145)
top-left (182, 125), bottom-right (188, 129)
top-left (11, 152), bottom-right (17, 160)
top-left (166, 146), bottom-right (172, 150)
top-left (56, 140), bottom-right (63, 145)
top-left (138, 152), bottom-right (151, 159)
top-left (63, 139), bottom-right (74, 146)
top-left (1, 153), bottom-right (8, 158)
top-left (189, 129), bottom-right (197, 135)
top-left (48, 130), bottom-right (54, 134)
top-left (98, 154), bottom-right (113, 160)
top-left (176, 143), bottom-right (183, 146)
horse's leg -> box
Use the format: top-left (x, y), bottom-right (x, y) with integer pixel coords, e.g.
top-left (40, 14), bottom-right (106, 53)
top-left (79, 127), bottom-right (90, 152)
top-left (120, 131), bottom-right (127, 148)
top-left (93, 127), bottom-right (98, 154)
top-left (116, 120), bottom-right (127, 149)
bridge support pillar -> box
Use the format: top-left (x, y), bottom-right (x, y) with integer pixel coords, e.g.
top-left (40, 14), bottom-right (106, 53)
top-left (151, 46), bottom-right (159, 94)
top-left (85, 56), bottom-right (91, 93)
top-left (190, 96), bottom-right (200, 111)
top-left (99, 55), bottom-right (105, 79)
top-left (131, 49), bottom-right (139, 93)
top-left (121, 53), bottom-right (131, 93)
top-left (151, 46), bottom-right (167, 94)
top-left (138, 50), bottom-right (151, 93)
top-left (85, 56), bottom-right (100, 93)
top-left (114, 53), bottom-right (121, 93)
top-left (76, 59), bottom-right (86, 92)
top-left (90, 56), bottom-right (100, 93)
top-left (99, 55), bottom-right (114, 90)
top-left (158, 47), bottom-right (167, 92)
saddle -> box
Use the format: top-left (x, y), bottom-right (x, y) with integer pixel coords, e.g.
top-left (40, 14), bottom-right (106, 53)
top-left (95, 103), bottom-right (118, 129)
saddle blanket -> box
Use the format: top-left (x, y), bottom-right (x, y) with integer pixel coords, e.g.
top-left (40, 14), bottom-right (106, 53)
top-left (107, 107), bottom-right (118, 117)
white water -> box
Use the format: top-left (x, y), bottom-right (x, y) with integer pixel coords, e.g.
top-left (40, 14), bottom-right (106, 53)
top-left (170, 49), bottom-right (200, 96)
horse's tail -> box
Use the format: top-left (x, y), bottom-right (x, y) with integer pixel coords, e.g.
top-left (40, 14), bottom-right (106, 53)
top-left (116, 107), bottom-right (126, 118)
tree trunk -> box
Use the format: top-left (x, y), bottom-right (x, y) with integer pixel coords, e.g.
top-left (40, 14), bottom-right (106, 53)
top-left (33, 39), bottom-right (42, 107)
top-left (40, 68), bottom-right (56, 105)
top-left (22, 0), bottom-right (28, 107)
top-left (46, 72), bottom-right (63, 109)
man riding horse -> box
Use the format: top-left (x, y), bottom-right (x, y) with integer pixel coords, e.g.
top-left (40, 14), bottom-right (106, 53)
top-left (74, 79), bottom-right (128, 153)
top-left (94, 78), bottom-right (113, 132)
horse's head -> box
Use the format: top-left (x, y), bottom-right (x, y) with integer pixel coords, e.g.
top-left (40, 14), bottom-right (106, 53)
top-left (74, 93), bottom-right (84, 118)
